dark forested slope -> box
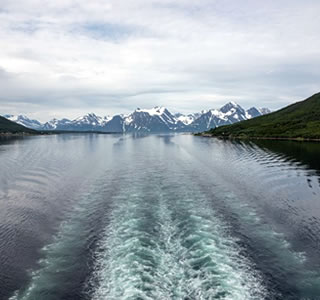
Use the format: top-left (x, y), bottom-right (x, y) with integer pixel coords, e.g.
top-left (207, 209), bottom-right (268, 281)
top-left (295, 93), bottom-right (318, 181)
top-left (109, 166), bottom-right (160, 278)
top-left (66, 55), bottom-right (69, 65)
top-left (207, 93), bottom-right (320, 139)
top-left (0, 116), bottom-right (36, 134)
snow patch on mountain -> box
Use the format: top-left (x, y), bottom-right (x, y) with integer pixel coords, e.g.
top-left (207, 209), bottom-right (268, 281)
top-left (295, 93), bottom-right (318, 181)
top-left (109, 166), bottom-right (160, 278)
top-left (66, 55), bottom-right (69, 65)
top-left (175, 113), bottom-right (201, 125)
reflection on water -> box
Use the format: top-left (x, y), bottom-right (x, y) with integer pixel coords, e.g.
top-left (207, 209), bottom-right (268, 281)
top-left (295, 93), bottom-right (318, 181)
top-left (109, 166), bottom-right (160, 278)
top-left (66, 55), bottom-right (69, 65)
top-left (253, 139), bottom-right (320, 175)
top-left (0, 134), bottom-right (320, 300)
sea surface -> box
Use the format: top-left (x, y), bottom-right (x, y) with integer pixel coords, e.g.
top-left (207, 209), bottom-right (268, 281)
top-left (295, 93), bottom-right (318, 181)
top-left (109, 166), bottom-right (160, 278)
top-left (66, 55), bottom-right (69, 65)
top-left (0, 134), bottom-right (320, 300)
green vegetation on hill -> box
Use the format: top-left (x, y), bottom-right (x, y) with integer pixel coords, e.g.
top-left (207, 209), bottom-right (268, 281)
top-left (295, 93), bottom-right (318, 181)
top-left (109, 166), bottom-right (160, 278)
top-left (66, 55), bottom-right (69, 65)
top-left (206, 93), bottom-right (320, 140)
top-left (0, 116), bottom-right (36, 134)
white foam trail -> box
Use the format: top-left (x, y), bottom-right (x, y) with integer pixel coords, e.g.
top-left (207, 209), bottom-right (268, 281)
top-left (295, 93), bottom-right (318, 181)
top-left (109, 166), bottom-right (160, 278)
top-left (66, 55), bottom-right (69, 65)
top-left (90, 182), bottom-right (266, 299)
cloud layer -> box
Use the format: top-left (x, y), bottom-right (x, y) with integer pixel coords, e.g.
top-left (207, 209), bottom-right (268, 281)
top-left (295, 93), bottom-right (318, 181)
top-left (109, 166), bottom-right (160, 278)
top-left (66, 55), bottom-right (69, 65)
top-left (1, 0), bottom-right (319, 120)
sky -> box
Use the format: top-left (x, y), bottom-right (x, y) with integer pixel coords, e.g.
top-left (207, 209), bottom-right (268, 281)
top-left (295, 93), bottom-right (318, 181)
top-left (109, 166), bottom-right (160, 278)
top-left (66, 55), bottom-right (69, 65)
top-left (0, 0), bottom-right (319, 121)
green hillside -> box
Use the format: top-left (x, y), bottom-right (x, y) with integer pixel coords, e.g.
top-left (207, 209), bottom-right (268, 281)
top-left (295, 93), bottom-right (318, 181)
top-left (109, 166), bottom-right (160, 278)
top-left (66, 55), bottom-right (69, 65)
top-left (206, 93), bottom-right (320, 140)
top-left (0, 116), bottom-right (37, 134)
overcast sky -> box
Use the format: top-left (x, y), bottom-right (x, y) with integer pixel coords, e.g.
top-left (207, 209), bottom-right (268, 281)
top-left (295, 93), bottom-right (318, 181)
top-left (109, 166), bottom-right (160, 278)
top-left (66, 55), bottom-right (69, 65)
top-left (1, 0), bottom-right (319, 121)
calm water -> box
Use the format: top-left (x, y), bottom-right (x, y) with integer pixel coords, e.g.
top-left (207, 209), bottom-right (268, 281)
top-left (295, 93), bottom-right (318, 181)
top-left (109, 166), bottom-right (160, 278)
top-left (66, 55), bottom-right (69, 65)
top-left (0, 134), bottom-right (320, 300)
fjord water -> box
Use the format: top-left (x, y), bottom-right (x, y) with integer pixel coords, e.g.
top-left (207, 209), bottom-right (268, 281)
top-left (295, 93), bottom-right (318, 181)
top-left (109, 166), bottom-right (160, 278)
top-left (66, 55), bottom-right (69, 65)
top-left (0, 135), bottom-right (320, 300)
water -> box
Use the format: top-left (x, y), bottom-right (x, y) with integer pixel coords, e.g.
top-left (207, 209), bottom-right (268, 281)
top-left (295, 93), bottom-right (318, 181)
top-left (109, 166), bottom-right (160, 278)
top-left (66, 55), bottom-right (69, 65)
top-left (0, 134), bottom-right (320, 300)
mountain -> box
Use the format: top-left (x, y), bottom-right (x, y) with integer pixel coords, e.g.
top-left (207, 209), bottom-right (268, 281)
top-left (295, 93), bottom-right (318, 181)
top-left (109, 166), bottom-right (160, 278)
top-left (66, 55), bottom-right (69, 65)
top-left (187, 102), bottom-right (267, 132)
top-left (42, 118), bottom-right (72, 130)
top-left (206, 93), bottom-right (320, 139)
top-left (3, 114), bottom-right (43, 130)
top-left (102, 115), bottom-right (125, 133)
top-left (71, 113), bottom-right (111, 131)
top-left (0, 116), bottom-right (36, 134)
top-left (124, 107), bottom-right (186, 132)
top-left (258, 108), bottom-right (272, 115)
top-left (42, 113), bottom-right (112, 131)
top-left (5, 102), bottom-right (270, 133)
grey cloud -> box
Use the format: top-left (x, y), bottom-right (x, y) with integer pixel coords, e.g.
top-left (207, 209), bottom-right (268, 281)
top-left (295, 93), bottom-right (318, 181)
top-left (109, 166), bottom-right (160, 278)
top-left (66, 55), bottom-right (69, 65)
top-left (0, 0), bottom-right (319, 120)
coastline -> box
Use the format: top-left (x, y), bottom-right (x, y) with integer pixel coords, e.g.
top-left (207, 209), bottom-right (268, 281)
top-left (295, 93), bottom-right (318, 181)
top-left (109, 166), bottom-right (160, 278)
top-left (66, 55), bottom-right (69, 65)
top-left (197, 133), bottom-right (320, 142)
top-left (0, 131), bottom-right (115, 136)
top-left (0, 132), bottom-right (37, 136)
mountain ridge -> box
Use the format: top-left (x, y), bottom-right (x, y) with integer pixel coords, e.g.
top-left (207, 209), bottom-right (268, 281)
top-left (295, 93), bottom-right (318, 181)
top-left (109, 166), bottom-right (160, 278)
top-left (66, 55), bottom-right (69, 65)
top-left (3, 102), bottom-right (271, 133)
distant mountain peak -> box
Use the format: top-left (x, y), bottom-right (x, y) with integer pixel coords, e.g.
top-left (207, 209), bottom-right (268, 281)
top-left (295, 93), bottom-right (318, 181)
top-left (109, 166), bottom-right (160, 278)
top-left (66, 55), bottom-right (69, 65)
top-left (135, 106), bottom-right (168, 116)
top-left (220, 101), bottom-right (242, 113)
top-left (228, 101), bottom-right (239, 106)
top-left (86, 112), bottom-right (98, 117)
top-left (259, 108), bottom-right (272, 115)
top-left (76, 112), bottom-right (99, 119)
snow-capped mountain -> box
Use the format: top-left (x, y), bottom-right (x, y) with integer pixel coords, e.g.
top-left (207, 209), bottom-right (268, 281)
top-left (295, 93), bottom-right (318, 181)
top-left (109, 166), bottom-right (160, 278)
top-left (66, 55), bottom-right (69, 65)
top-left (4, 102), bottom-right (270, 133)
top-left (73, 113), bottom-right (112, 128)
top-left (3, 114), bottom-right (43, 130)
top-left (188, 102), bottom-right (268, 132)
top-left (246, 107), bottom-right (262, 119)
top-left (258, 108), bottom-right (272, 115)
top-left (42, 118), bottom-right (72, 130)
top-left (124, 107), bottom-right (185, 132)
top-left (220, 101), bottom-right (247, 122)
top-left (42, 113), bottom-right (112, 131)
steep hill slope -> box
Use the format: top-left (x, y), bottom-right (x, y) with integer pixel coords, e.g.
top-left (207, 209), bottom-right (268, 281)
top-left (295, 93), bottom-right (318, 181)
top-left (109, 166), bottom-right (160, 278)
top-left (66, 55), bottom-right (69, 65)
top-left (206, 93), bottom-right (320, 139)
top-left (0, 116), bottom-right (36, 134)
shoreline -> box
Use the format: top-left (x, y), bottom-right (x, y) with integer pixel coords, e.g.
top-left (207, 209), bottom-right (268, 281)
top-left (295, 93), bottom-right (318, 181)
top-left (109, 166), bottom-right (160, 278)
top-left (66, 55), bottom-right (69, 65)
top-left (0, 132), bottom-right (37, 136)
top-left (0, 131), bottom-right (116, 136)
top-left (198, 133), bottom-right (320, 142)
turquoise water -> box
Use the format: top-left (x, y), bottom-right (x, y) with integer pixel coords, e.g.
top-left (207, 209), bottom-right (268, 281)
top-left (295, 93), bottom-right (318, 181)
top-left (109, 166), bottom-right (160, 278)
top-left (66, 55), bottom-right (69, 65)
top-left (0, 134), bottom-right (320, 300)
